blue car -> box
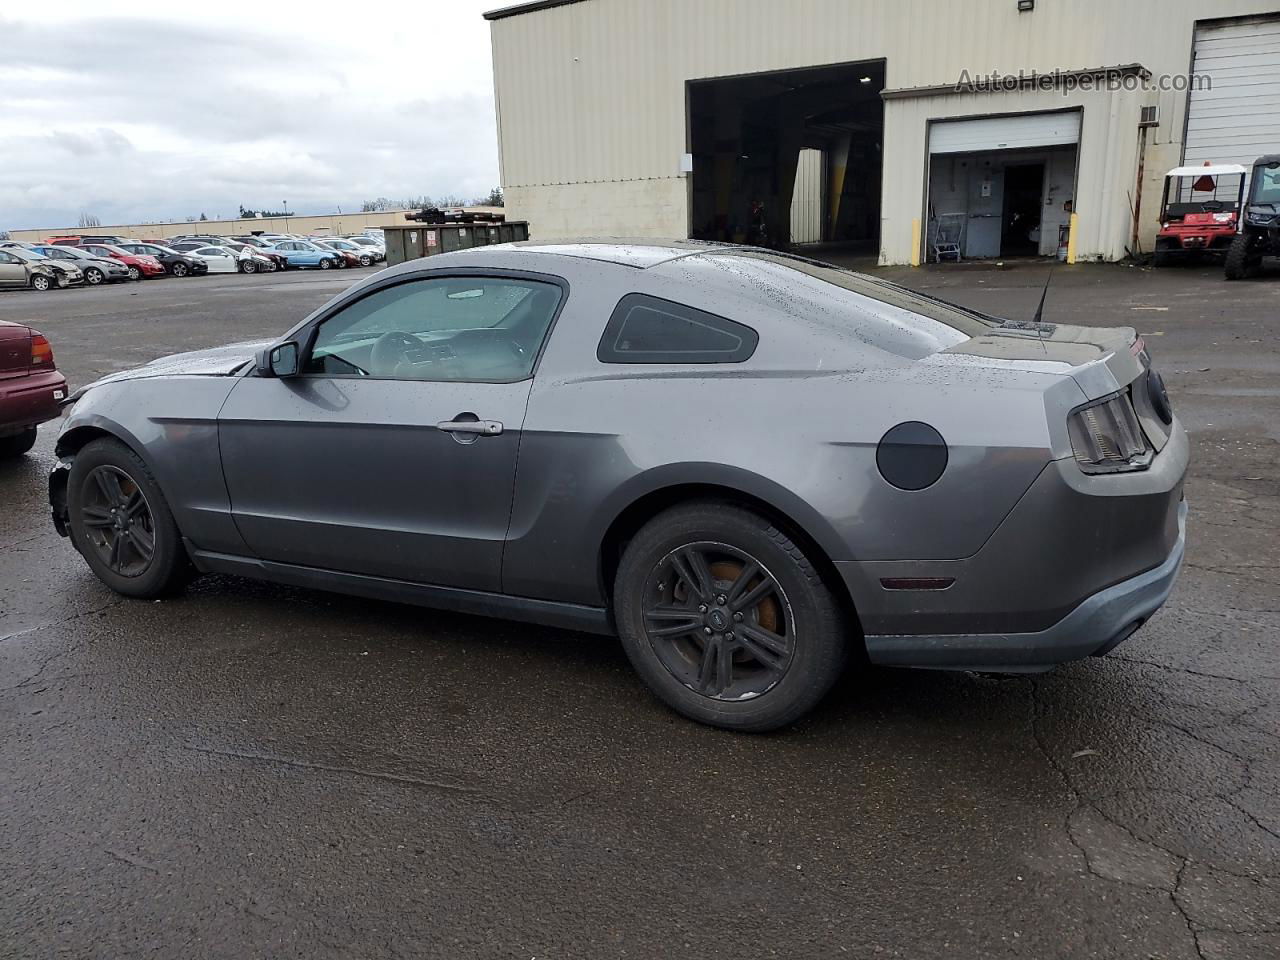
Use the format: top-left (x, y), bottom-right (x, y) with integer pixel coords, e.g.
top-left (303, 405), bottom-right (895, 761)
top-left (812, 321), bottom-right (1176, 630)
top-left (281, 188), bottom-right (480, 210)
top-left (261, 240), bottom-right (342, 270)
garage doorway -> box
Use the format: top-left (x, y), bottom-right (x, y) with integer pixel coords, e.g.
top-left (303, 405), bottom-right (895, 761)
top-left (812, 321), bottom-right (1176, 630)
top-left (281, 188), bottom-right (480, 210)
top-left (926, 111), bottom-right (1080, 261)
top-left (687, 60), bottom-right (885, 251)
top-left (1001, 163), bottom-right (1046, 256)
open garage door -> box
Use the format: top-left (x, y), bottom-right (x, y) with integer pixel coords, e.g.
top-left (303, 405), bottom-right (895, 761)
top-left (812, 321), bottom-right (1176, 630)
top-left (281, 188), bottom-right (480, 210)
top-left (687, 61), bottom-right (884, 251)
top-left (1185, 16), bottom-right (1280, 186)
top-left (926, 111), bottom-right (1080, 261)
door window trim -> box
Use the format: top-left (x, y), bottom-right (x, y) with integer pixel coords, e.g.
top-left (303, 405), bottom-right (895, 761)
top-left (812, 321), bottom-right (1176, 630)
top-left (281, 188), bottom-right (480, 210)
top-left (287, 268), bottom-right (572, 385)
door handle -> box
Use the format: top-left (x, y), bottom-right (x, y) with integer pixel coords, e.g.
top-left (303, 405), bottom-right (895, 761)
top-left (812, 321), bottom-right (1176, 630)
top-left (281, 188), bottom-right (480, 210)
top-left (437, 417), bottom-right (503, 436)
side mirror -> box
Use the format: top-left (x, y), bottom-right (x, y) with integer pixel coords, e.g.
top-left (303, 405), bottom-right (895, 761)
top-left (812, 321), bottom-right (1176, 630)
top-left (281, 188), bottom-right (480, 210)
top-left (260, 341), bottom-right (300, 378)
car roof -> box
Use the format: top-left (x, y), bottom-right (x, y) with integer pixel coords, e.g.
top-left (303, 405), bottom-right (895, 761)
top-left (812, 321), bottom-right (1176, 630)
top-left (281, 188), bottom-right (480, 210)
top-left (506, 238), bottom-right (742, 269)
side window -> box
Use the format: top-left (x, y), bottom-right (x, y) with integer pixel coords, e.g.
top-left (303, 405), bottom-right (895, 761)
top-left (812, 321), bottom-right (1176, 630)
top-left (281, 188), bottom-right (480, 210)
top-left (597, 293), bottom-right (758, 364)
top-left (0, 252), bottom-right (15, 264)
top-left (304, 276), bottom-right (563, 383)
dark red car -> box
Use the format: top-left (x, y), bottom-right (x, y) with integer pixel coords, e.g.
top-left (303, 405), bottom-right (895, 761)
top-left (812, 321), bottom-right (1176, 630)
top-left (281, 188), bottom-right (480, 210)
top-left (76, 243), bottom-right (167, 280)
top-left (0, 320), bottom-right (67, 458)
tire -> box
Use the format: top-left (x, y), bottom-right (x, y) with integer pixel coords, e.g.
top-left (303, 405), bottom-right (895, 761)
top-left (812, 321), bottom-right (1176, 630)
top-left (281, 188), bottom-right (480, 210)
top-left (1153, 249), bottom-right (1171, 268)
top-left (614, 502), bottom-right (847, 732)
top-left (240, 260), bottom-right (257, 274)
top-left (85, 267), bottom-right (105, 285)
top-left (127, 266), bottom-right (141, 281)
top-left (0, 426), bottom-right (38, 459)
top-left (319, 258), bottom-right (332, 270)
top-left (30, 274), bottom-right (52, 292)
top-left (1224, 232), bottom-right (1258, 280)
top-left (67, 438), bottom-right (193, 598)
top-left (359, 255), bottom-right (373, 267)
top-left (171, 262), bottom-right (189, 278)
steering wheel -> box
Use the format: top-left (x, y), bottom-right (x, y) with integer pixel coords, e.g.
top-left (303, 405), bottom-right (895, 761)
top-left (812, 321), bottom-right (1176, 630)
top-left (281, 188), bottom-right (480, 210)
top-left (369, 331), bottom-right (422, 377)
top-left (1201, 200), bottom-right (1224, 212)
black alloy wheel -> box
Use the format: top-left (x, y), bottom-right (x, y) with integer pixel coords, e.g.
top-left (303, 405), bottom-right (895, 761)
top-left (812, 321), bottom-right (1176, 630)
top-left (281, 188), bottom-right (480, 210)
top-left (615, 502), bottom-right (847, 731)
top-left (67, 439), bottom-right (193, 597)
top-left (78, 465), bottom-right (157, 578)
top-left (642, 542), bottom-right (794, 701)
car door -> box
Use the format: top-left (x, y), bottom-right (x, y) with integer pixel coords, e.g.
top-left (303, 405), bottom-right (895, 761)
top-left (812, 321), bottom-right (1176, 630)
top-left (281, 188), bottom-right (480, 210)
top-left (216, 271), bottom-right (566, 592)
top-left (0, 251), bottom-right (25, 286)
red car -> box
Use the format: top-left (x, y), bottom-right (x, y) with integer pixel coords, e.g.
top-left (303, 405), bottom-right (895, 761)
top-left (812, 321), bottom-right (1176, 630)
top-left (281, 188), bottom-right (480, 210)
top-left (0, 320), bottom-right (67, 458)
top-left (76, 243), bottom-right (166, 280)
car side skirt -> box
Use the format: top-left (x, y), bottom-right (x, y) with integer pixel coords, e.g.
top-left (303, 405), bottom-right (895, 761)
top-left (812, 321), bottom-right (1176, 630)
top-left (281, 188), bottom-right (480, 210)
top-left (186, 545), bottom-right (616, 636)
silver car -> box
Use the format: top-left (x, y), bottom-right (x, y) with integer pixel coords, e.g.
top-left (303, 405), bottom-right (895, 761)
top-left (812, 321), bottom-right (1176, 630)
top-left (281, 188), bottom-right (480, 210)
top-left (48, 242), bottom-right (1187, 731)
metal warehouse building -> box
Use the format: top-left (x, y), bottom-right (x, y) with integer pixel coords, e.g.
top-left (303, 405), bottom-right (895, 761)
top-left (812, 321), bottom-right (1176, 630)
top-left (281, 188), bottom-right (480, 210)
top-left (485, 0), bottom-right (1280, 264)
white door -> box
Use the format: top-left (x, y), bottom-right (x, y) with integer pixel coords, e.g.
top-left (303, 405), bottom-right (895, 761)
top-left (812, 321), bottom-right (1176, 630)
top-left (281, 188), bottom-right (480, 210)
top-left (1185, 16), bottom-right (1280, 192)
top-left (789, 148), bottom-right (824, 244)
top-left (929, 111), bottom-right (1081, 154)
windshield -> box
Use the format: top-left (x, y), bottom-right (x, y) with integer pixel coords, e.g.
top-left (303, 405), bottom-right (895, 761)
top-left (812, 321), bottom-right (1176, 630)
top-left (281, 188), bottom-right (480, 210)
top-left (1252, 163), bottom-right (1280, 205)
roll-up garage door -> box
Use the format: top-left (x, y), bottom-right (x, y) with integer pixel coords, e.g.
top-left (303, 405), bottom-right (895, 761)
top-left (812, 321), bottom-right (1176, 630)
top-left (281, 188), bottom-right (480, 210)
top-left (929, 111), bottom-right (1081, 154)
top-left (1184, 17), bottom-right (1280, 173)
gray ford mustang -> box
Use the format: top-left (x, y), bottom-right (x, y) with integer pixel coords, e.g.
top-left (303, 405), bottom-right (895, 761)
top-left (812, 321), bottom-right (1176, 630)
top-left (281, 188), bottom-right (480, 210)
top-left (50, 241), bottom-right (1187, 731)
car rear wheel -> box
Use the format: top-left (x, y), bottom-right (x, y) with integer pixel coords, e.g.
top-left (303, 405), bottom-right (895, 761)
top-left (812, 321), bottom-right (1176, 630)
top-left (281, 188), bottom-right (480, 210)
top-left (171, 262), bottom-right (189, 278)
top-left (67, 438), bottom-right (192, 598)
top-left (614, 502), bottom-right (847, 732)
top-left (30, 274), bottom-right (52, 292)
top-left (85, 268), bottom-right (105, 285)
top-left (0, 427), bottom-right (38, 459)
top-left (126, 266), bottom-right (141, 281)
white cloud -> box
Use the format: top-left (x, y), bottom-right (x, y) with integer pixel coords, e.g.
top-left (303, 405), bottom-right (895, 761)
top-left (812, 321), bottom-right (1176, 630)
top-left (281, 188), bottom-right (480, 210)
top-left (0, 1), bottom-right (503, 229)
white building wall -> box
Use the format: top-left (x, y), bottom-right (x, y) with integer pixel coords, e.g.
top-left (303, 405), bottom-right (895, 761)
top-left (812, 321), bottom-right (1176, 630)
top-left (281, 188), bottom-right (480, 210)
top-left (489, 0), bottom-right (1280, 261)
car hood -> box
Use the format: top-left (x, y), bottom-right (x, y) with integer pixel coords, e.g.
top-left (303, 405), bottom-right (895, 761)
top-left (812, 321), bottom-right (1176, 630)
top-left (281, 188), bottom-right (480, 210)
top-left (68, 339), bottom-right (271, 400)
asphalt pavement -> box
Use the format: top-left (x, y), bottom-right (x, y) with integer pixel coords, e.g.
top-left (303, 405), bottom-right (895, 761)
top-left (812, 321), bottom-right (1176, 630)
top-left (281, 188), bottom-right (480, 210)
top-left (1, 261), bottom-right (1277, 959)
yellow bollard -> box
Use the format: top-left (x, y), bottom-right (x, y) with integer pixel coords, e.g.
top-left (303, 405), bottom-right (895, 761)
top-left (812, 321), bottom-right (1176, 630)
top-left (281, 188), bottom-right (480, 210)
top-left (1066, 213), bottom-right (1079, 265)
top-left (910, 218), bottom-right (922, 267)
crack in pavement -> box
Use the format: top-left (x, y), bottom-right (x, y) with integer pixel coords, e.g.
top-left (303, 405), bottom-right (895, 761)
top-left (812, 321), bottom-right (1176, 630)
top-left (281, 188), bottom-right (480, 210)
top-left (185, 744), bottom-right (489, 798)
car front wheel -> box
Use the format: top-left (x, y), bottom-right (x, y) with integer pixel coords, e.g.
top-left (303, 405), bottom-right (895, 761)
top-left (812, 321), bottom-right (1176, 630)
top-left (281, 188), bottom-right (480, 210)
top-left (614, 502), bottom-right (847, 732)
top-left (319, 258), bottom-right (332, 270)
top-left (85, 268), bottom-right (105, 285)
top-left (67, 438), bottom-right (193, 598)
top-left (171, 262), bottom-right (189, 277)
top-left (126, 266), bottom-right (141, 281)
top-left (240, 260), bottom-right (257, 274)
top-left (30, 274), bottom-right (52, 292)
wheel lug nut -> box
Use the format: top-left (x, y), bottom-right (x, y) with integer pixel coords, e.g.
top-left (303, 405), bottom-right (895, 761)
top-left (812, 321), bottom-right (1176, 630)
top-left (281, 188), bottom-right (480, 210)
top-left (698, 604), bottom-right (707, 613)
top-left (717, 594), bottom-right (727, 605)
top-left (703, 626), bottom-right (712, 635)
top-left (734, 612), bottom-right (744, 622)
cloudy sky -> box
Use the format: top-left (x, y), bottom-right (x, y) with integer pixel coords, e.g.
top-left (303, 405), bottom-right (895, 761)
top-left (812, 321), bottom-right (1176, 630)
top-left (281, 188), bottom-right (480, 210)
top-left (0, 2), bottom-right (503, 230)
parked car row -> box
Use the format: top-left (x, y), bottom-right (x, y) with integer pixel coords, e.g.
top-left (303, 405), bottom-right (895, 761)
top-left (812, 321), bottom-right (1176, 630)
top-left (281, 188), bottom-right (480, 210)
top-left (0, 230), bottom-right (386, 292)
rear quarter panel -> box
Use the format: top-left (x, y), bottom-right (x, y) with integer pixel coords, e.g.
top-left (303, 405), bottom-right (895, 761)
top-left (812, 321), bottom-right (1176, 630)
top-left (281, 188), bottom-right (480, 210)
top-left (501, 257), bottom-right (1084, 607)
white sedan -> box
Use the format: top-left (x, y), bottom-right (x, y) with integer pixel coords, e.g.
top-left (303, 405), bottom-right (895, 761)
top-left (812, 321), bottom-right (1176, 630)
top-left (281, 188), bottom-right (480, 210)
top-left (190, 245), bottom-right (263, 274)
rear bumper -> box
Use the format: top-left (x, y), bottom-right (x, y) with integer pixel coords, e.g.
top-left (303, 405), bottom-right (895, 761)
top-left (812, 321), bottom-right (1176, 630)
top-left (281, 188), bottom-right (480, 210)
top-left (862, 499), bottom-right (1186, 671)
top-left (0, 369), bottom-right (67, 435)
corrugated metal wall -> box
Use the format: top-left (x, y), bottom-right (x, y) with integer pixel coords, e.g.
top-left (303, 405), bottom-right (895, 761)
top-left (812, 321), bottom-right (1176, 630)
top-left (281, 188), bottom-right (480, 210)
top-left (490, 0), bottom-right (1280, 260)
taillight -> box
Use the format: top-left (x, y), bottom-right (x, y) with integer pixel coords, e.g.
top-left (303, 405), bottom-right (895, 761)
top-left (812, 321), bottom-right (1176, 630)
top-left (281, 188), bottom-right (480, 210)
top-left (1067, 390), bottom-right (1151, 474)
top-left (30, 333), bottom-right (54, 370)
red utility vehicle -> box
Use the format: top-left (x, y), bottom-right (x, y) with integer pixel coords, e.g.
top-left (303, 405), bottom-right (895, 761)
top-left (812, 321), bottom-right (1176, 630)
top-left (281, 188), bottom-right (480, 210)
top-left (0, 320), bottom-right (67, 458)
top-left (1154, 163), bottom-right (1248, 266)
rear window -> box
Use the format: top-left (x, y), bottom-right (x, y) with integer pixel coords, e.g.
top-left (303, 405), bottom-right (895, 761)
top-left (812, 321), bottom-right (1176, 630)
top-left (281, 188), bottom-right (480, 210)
top-left (597, 294), bottom-right (758, 364)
